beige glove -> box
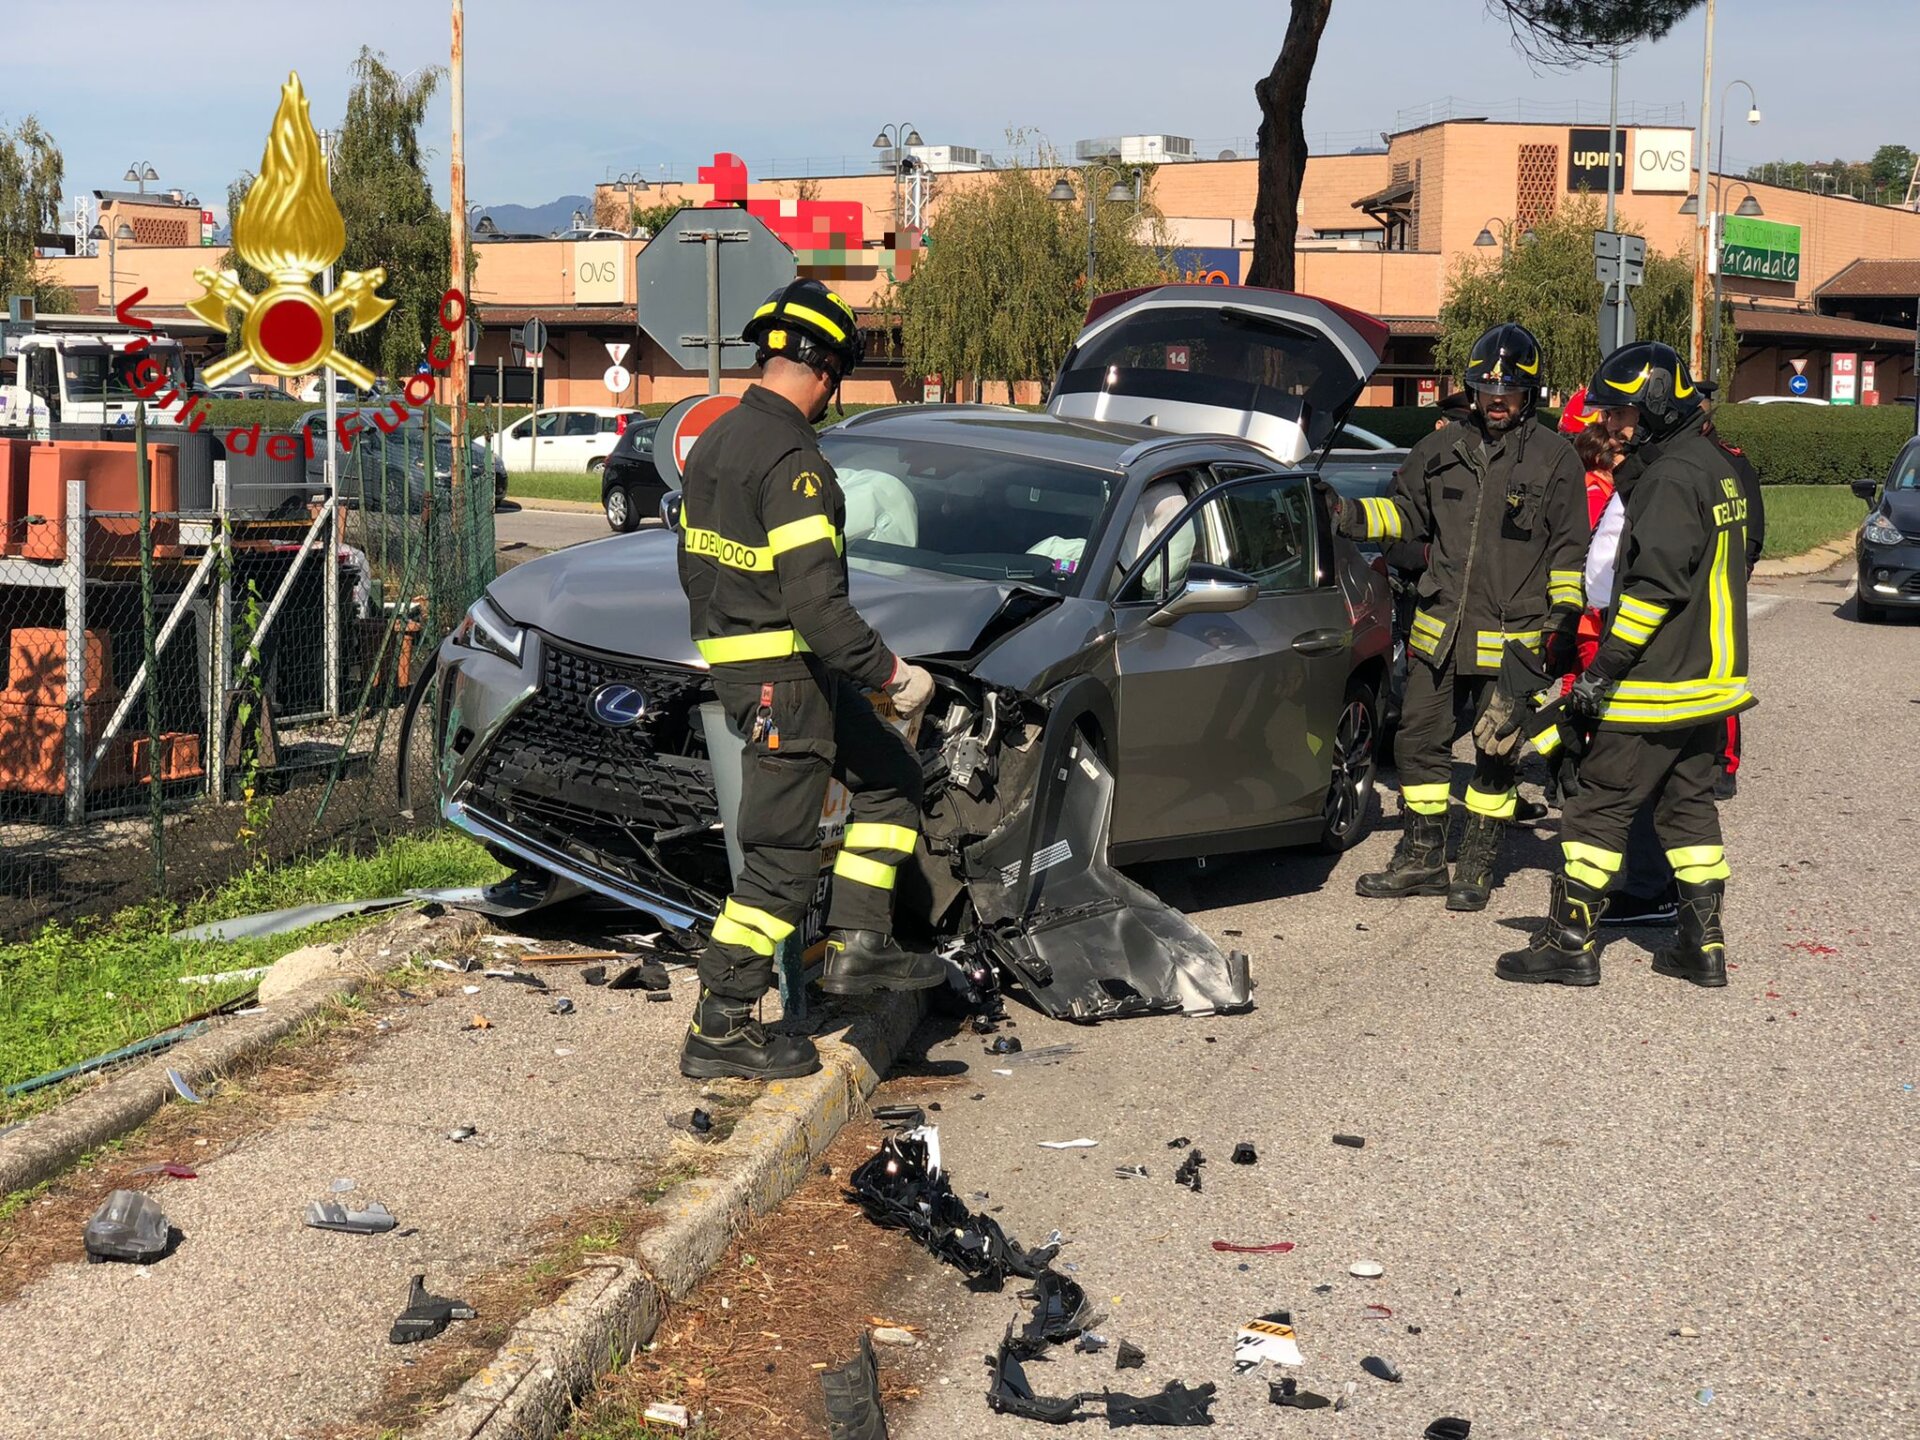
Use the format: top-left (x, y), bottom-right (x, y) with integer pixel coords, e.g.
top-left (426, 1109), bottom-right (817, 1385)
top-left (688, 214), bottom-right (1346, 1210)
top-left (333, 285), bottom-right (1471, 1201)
top-left (1471, 688), bottom-right (1524, 760)
top-left (885, 659), bottom-right (935, 720)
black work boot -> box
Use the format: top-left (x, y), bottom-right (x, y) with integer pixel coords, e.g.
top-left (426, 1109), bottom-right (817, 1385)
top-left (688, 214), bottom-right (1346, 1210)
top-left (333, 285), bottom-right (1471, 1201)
top-left (1446, 813), bottom-right (1507, 912)
top-left (819, 930), bottom-right (948, 996)
top-left (679, 990), bottom-right (820, 1080)
top-left (1355, 810), bottom-right (1450, 899)
top-left (1495, 874), bottom-right (1605, 986)
top-left (1652, 879), bottom-right (1729, 987)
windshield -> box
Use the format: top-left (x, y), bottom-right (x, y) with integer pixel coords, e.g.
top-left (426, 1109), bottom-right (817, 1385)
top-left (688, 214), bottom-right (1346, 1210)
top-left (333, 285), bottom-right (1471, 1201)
top-left (62, 346), bottom-right (182, 403)
top-left (820, 434), bottom-right (1118, 591)
top-left (1893, 445), bottom-right (1919, 492)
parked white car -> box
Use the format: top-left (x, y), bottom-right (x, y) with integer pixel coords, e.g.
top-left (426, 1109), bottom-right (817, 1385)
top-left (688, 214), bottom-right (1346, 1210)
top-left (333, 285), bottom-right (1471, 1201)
top-left (496, 406), bottom-right (632, 473)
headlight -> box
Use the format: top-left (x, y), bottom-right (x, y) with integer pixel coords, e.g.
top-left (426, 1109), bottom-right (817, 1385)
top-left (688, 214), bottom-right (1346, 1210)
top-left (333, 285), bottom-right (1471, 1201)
top-left (453, 597), bottom-right (525, 665)
top-left (1863, 513), bottom-right (1904, 547)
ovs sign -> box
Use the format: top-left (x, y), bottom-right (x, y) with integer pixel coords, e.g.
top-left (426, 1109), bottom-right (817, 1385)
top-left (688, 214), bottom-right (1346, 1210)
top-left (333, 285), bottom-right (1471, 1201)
top-left (1632, 128), bottom-right (1694, 194)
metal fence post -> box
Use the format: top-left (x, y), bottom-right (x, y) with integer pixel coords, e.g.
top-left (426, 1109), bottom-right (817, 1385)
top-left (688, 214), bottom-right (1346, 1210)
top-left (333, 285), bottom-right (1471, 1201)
top-left (136, 403), bottom-right (164, 892)
top-left (324, 481), bottom-right (341, 719)
top-left (62, 477), bottom-right (88, 824)
top-left (207, 469), bottom-right (230, 800)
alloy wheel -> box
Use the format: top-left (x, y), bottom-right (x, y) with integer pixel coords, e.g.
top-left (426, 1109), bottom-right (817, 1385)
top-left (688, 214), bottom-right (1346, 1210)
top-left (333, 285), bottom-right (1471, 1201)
top-left (1323, 696), bottom-right (1376, 841)
top-left (605, 486), bottom-right (630, 530)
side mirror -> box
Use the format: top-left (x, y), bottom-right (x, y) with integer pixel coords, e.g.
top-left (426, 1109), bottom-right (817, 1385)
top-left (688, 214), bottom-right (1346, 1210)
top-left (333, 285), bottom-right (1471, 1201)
top-left (1851, 477), bottom-right (1879, 503)
top-left (1148, 574), bottom-right (1259, 627)
top-left (659, 490), bottom-right (684, 529)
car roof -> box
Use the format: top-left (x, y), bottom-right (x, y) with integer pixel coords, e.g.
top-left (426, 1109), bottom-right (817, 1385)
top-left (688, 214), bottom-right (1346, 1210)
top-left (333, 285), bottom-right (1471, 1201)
top-left (828, 403), bottom-right (1256, 472)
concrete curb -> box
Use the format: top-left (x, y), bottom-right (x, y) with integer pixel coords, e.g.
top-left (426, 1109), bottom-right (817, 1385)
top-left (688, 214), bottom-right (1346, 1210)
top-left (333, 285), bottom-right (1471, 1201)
top-left (1754, 537), bottom-right (1853, 579)
top-left (409, 988), bottom-right (928, 1440)
top-left (502, 497), bottom-right (601, 514)
top-left (0, 909), bottom-right (486, 1199)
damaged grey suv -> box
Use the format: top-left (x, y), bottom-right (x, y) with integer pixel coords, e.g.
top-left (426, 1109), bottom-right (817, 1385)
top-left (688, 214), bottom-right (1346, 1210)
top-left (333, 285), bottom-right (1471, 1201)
top-left (427, 288), bottom-right (1396, 1020)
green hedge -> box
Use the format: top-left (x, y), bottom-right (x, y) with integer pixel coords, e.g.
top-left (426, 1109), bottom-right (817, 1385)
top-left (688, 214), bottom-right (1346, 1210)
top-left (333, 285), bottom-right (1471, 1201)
top-left (1710, 406), bottom-right (1914, 486)
top-left (1351, 402), bottom-right (1915, 486)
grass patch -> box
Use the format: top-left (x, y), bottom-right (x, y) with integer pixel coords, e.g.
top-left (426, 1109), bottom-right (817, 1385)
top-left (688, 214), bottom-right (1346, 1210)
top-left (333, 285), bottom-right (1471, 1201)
top-left (1762, 485), bottom-right (1866, 560)
top-left (0, 830), bottom-right (502, 1102)
top-left (507, 471), bottom-right (602, 505)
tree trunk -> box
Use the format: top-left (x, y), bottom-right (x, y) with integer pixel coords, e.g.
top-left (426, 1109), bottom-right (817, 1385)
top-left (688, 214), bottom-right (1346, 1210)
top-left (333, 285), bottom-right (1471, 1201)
top-left (1247, 0), bottom-right (1333, 291)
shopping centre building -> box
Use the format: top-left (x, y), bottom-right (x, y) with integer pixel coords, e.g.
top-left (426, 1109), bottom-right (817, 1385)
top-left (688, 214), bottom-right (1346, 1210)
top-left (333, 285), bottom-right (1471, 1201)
top-left (44, 114), bottom-right (1920, 410)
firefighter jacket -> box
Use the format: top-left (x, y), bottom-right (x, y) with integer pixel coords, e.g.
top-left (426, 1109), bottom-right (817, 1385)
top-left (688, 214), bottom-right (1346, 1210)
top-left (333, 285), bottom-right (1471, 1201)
top-left (1583, 425), bottom-right (1757, 732)
top-left (1339, 417), bottom-right (1588, 676)
top-left (677, 386), bottom-right (897, 691)
top-left (1715, 436), bottom-right (1765, 572)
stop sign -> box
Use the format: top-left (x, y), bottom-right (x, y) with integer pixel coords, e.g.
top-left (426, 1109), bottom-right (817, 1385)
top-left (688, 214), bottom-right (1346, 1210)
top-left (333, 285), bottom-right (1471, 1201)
top-left (657, 394), bottom-right (742, 483)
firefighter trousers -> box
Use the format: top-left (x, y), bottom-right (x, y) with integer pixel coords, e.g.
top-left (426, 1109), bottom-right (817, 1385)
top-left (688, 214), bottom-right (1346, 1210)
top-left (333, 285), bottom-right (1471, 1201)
top-left (1394, 658), bottom-right (1518, 822)
top-left (1555, 723), bottom-right (1729, 896)
top-left (699, 660), bottom-right (924, 1003)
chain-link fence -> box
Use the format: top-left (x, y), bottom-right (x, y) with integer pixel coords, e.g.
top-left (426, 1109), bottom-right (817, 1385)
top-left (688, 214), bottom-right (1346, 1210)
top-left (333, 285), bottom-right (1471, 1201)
top-left (0, 406), bottom-right (495, 938)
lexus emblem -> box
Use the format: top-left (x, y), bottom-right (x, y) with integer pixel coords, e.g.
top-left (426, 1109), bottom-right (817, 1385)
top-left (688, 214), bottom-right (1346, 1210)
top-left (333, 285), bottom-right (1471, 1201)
top-left (589, 682), bottom-right (648, 729)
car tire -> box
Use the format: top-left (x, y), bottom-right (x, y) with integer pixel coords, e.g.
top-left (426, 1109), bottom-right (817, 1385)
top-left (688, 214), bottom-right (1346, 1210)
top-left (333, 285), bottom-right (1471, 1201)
top-left (588, 456), bottom-right (607, 474)
top-left (604, 483), bottom-right (639, 533)
top-left (1854, 592), bottom-right (1887, 623)
top-left (1316, 677), bottom-right (1380, 853)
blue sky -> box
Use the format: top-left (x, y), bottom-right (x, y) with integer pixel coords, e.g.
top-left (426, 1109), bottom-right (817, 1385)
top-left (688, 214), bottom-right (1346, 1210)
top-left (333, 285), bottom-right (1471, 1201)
top-left (2, 0), bottom-right (1909, 224)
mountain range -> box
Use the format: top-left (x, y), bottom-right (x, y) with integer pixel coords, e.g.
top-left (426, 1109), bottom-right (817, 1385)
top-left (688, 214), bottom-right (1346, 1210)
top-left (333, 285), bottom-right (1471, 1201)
top-left (475, 194), bottom-right (594, 236)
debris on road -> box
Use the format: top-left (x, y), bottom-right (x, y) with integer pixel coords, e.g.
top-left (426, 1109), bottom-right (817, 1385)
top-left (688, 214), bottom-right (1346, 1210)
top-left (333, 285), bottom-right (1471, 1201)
top-left (83, 1189), bottom-right (172, 1264)
top-left (128, 1162), bottom-right (197, 1180)
top-left (1271, 1377), bottom-right (1332, 1409)
top-left (389, 1273), bottom-right (476, 1344)
top-left (168, 896), bottom-right (408, 942)
top-left (1166, 1136), bottom-right (1191, 1149)
top-left (870, 1326), bottom-right (918, 1347)
top-left (1037, 1138), bottom-right (1098, 1150)
top-left (1362, 1303), bottom-right (1395, 1320)
top-left (1349, 1260), bottom-right (1385, 1278)
top-left (847, 1130), bottom-right (1057, 1287)
top-left (582, 966), bottom-right (608, 986)
top-left (175, 964), bottom-right (273, 986)
top-left (1114, 1165), bottom-right (1149, 1180)
top-left (550, 996), bottom-right (576, 1015)
top-left (1425, 1419), bottom-right (1473, 1439)
top-left (607, 959), bottom-right (672, 991)
top-left (985, 1326), bottom-right (1216, 1426)
top-left (1013, 1270), bottom-right (1099, 1355)
top-left (1075, 1332), bottom-right (1108, 1354)
top-left (427, 957), bottom-right (479, 973)
top-left (1230, 1142), bottom-right (1258, 1165)
top-left (1334, 1380), bottom-right (1359, 1411)
top-left (1105, 1380), bottom-right (1217, 1426)
top-left (1232, 1311), bottom-right (1304, 1371)
top-left (164, 1068), bottom-right (203, 1104)
top-left (1116, 1340), bottom-right (1146, 1370)
top-left (642, 1401), bottom-right (692, 1431)
top-left (820, 1332), bottom-right (890, 1439)
top-left (485, 968), bottom-right (548, 990)
top-left (672, 1108), bottom-right (716, 1141)
top-left (987, 1035), bottom-right (1023, 1056)
top-left (1333, 1133), bottom-right (1366, 1148)
top-left (1174, 1149), bottom-right (1206, 1192)
top-left (1362, 1355), bottom-right (1403, 1383)
top-left (1210, 1240), bottom-right (1295, 1254)
top-left (304, 1200), bottom-right (398, 1235)
top-left (446, 1125), bottom-right (479, 1143)
top-left (461, 1015), bottom-right (492, 1031)
top-left (874, 1104), bottom-right (927, 1130)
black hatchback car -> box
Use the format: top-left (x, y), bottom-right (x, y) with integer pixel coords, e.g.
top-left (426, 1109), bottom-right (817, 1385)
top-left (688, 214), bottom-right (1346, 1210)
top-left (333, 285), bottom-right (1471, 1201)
top-left (1851, 435), bottom-right (1920, 621)
top-left (600, 416), bottom-right (664, 531)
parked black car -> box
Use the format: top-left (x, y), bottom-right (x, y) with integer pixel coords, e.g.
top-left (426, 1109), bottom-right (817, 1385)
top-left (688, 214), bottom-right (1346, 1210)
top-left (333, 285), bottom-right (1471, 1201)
top-left (1851, 436), bottom-right (1920, 621)
top-left (600, 416), bottom-right (664, 531)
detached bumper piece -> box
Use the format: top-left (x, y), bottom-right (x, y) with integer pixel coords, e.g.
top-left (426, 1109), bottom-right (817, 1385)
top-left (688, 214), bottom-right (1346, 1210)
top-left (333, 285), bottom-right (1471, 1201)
top-left (846, 1131), bottom-right (1058, 1288)
top-left (986, 1327), bottom-right (1218, 1426)
top-left (964, 736), bottom-right (1252, 1021)
top-left (821, 1332), bottom-right (891, 1440)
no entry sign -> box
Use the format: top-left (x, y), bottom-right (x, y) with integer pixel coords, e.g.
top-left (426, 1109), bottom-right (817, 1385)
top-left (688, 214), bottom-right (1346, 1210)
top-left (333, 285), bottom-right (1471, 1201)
top-left (657, 394), bottom-right (741, 482)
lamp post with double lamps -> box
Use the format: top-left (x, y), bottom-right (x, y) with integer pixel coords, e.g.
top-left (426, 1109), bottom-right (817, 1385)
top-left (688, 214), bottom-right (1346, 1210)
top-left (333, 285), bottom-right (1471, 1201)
top-left (87, 221), bottom-right (136, 311)
top-left (871, 122), bottom-right (923, 234)
top-left (1472, 217), bottom-right (1537, 257)
top-left (1050, 165), bottom-right (1143, 295)
top-left (1680, 178), bottom-right (1763, 383)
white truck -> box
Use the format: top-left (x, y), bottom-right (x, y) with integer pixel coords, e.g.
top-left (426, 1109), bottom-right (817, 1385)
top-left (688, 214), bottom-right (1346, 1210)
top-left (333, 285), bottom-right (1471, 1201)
top-left (0, 330), bottom-right (189, 434)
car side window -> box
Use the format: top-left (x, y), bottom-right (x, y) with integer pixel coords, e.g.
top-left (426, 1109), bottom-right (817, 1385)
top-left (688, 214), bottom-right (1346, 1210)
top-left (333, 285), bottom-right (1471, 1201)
top-left (599, 414), bottom-right (622, 433)
top-left (1112, 471), bottom-right (1207, 605)
top-left (534, 412), bottom-right (564, 438)
top-left (564, 413), bottom-right (599, 438)
top-left (1215, 476), bottom-right (1316, 594)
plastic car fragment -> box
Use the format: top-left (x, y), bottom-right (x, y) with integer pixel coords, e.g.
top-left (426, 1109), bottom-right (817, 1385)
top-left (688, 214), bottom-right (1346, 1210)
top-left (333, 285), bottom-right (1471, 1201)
top-left (84, 1189), bottom-right (172, 1264)
top-left (1014, 1270), bottom-right (1099, 1355)
top-left (985, 1326), bottom-right (1088, 1424)
top-left (1271, 1377), bottom-right (1331, 1409)
top-left (1211, 1240), bottom-right (1294, 1254)
top-left (1233, 1311), bottom-right (1304, 1371)
top-left (820, 1331), bottom-right (889, 1440)
top-left (961, 737), bottom-right (1253, 1021)
top-left (1115, 1340), bottom-right (1146, 1370)
top-left (1104, 1379), bottom-right (1217, 1427)
top-left (389, 1273), bottom-right (476, 1344)
top-left (305, 1199), bottom-right (398, 1235)
top-left (608, 959), bottom-right (672, 991)
top-left (846, 1131), bottom-right (1057, 1287)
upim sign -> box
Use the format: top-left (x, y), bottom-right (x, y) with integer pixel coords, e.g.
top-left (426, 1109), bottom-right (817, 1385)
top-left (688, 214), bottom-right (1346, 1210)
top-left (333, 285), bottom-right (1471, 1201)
top-left (1567, 128), bottom-right (1626, 192)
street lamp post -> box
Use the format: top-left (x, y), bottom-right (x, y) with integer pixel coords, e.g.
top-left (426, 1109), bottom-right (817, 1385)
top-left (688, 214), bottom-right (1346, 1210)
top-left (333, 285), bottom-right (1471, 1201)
top-left (871, 122), bottom-right (924, 234)
top-left (1472, 217), bottom-right (1537, 257)
top-left (123, 162), bottom-right (158, 196)
top-left (87, 221), bottom-right (136, 311)
top-left (1681, 179), bottom-right (1764, 382)
top-left (1688, 0), bottom-right (1719, 379)
top-left (1051, 165), bottom-right (1142, 295)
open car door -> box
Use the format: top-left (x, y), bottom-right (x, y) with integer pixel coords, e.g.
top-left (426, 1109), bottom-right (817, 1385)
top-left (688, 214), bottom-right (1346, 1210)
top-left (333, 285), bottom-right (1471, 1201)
top-left (1045, 285), bottom-right (1388, 467)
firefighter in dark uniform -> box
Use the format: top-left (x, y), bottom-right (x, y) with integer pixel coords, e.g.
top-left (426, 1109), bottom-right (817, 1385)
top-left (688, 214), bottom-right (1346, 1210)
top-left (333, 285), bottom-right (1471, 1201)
top-left (675, 279), bottom-right (946, 1080)
top-left (1499, 342), bottom-right (1754, 988)
top-left (1334, 324), bottom-right (1588, 911)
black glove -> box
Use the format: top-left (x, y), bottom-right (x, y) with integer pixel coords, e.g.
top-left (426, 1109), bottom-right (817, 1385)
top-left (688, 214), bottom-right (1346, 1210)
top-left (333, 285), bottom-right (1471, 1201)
top-left (1564, 668), bottom-right (1615, 722)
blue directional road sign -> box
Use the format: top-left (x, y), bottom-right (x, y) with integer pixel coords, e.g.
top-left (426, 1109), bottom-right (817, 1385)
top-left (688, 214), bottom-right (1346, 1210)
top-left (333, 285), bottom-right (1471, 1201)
top-left (1788, 374), bottom-right (1810, 396)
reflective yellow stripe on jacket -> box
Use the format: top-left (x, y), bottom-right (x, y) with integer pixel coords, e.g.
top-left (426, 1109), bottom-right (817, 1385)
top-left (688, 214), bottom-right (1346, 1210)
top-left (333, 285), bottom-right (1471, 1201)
top-left (696, 630), bottom-right (814, 665)
top-left (1548, 569), bottom-right (1585, 609)
top-left (1596, 676), bottom-right (1752, 725)
top-left (1474, 629), bottom-right (1541, 670)
top-left (1355, 496), bottom-right (1404, 542)
top-left (1608, 593), bottom-right (1670, 648)
top-left (1408, 608), bottom-right (1445, 659)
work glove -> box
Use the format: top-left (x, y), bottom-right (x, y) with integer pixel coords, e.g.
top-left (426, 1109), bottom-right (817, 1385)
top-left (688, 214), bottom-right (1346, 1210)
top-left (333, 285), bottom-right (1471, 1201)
top-left (1471, 687), bottom-right (1525, 759)
top-left (885, 659), bottom-right (935, 721)
top-left (1563, 668), bottom-right (1615, 723)
top-left (1541, 613), bottom-right (1581, 679)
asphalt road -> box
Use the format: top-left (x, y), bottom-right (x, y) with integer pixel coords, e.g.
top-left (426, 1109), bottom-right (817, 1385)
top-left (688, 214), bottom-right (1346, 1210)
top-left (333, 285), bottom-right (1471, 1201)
top-left (866, 561), bottom-right (1919, 1440)
top-left (494, 502), bottom-right (613, 556)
